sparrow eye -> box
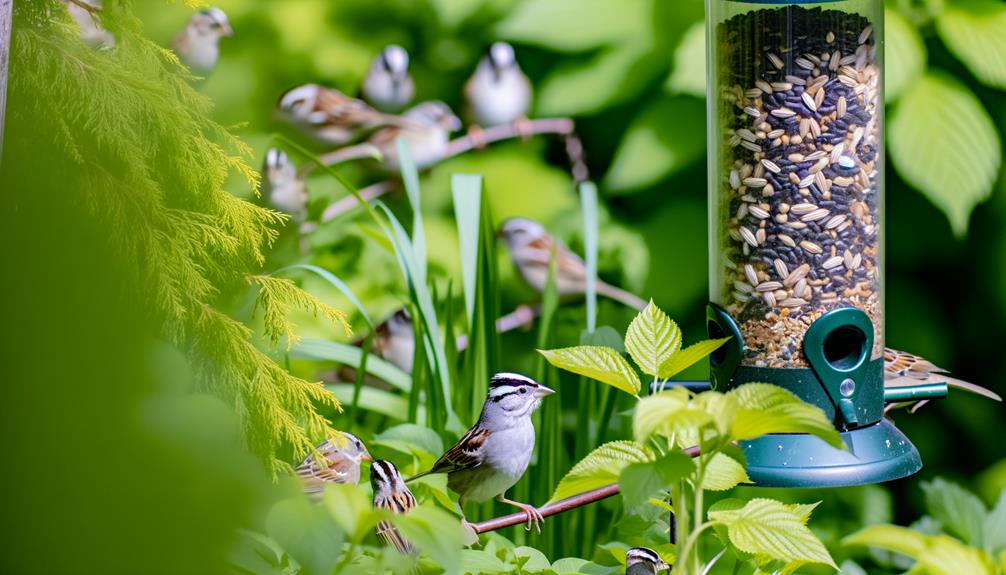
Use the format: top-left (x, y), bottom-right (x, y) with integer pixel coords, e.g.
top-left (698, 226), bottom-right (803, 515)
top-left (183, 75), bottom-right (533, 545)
top-left (519, 387), bottom-right (527, 394)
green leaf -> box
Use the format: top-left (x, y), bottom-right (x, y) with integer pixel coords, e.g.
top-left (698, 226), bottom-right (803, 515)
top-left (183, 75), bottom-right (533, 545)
top-left (885, 7), bottom-right (927, 102)
top-left (842, 524), bottom-right (930, 558)
top-left (494, 0), bottom-right (652, 52)
top-left (919, 535), bottom-right (996, 575)
top-left (889, 72), bottom-right (1001, 236)
top-left (983, 491), bottom-right (1006, 554)
top-left (729, 383), bottom-right (843, 448)
top-left (265, 498), bottom-right (345, 575)
top-left (548, 441), bottom-right (652, 504)
top-left (538, 346), bottom-right (641, 396)
top-left (659, 337), bottom-right (731, 379)
top-left (397, 139), bottom-right (427, 287)
top-left (619, 450), bottom-right (697, 509)
top-left (604, 96), bottom-right (707, 193)
top-left (460, 549), bottom-right (508, 575)
top-left (921, 478), bottom-right (987, 546)
top-left (291, 338), bottom-right (411, 391)
top-left (665, 21), bottom-right (706, 97)
top-left (390, 504), bottom-right (468, 574)
top-left (325, 384), bottom-right (411, 421)
top-left (633, 387), bottom-right (712, 441)
top-left (536, 44), bottom-right (655, 116)
top-left (709, 498), bottom-right (836, 568)
top-left (321, 483), bottom-right (375, 540)
top-left (693, 390), bottom-right (739, 437)
top-left (624, 300), bottom-right (682, 377)
top-left (701, 452), bottom-right (751, 491)
top-left (513, 546), bottom-right (552, 572)
top-left (452, 173), bottom-right (483, 327)
top-left (937, 0), bottom-right (1006, 89)
top-left (581, 181), bottom-right (600, 333)
top-left (371, 423), bottom-right (444, 459)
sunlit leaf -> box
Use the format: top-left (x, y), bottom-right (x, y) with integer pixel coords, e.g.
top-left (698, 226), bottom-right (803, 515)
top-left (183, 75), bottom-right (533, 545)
top-left (624, 300), bottom-right (682, 377)
top-left (665, 21), bottom-right (705, 97)
top-left (536, 44), bottom-right (656, 116)
top-left (921, 478), bottom-right (987, 546)
top-left (390, 504), bottom-right (468, 574)
top-left (889, 72), bottom-right (1001, 236)
top-left (659, 337), bottom-right (731, 379)
top-left (495, 0), bottom-right (652, 52)
top-left (983, 491), bottom-right (1006, 554)
top-left (548, 441), bottom-right (652, 504)
top-left (633, 387), bottom-right (710, 441)
top-left (538, 346), bottom-right (641, 396)
top-left (292, 339), bottom-right (411, 391)
top-left (701, 452), bottom-right (751, 491)
top-left (920, 535), bottom-right (996, 575)
top-left (937, 0), bottom-right (1006, 89)
top-left (842, 524), bottom-right (929, 558)
top-left (372, 424), bottom-right (444, 459)
top-left (709, 498), bottom-right (836, 568)
top-left (460, 549), bottom-right (508, 575)
top-left (513, 546), bottom-right (551, 572)
top-left (619, 450), bottom-right (696, 509)
top-left (729, 383), bottom-right (843, 448)
top-left (885, 7), bottom-right (926, 102)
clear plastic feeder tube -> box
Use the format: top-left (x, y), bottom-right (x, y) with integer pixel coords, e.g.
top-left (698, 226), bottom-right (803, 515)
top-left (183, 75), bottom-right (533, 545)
top-left (707, 0), bottom-right (884, 368)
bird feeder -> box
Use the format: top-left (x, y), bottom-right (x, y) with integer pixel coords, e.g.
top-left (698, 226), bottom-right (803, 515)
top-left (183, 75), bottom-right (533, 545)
top-left (703, 0), bottom-right (944, 487)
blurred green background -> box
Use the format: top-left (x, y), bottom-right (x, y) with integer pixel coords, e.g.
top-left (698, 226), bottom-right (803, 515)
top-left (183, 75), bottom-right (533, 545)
top-left (2, 0), bottom-right (1005, 573)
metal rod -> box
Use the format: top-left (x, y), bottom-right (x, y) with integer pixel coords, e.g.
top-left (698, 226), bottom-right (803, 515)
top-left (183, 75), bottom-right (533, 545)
top-left (884, 383), bottom-right (948, 403)
top-left (0, 0), bottom-right (13, 164)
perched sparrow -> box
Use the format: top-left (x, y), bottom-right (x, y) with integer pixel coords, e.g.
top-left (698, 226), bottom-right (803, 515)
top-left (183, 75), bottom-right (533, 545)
top-left (262, 148), bottom-right (308, 221)
top-left (362, 45), bottom-right (415, 113)
top-left (297, 432), bottom-right (372, 502)
top-left (170, 7), bottom-right (233, 75)
top-left (278, 84), bottom-right (411, 147)
top-left (61, 0), bottom-right (115, 49)
top-left (884, 348), bottom-right (1001, 412)
top-left (464, 42), bottom-right (532, 129)
top-left (371, 308), bottom-right (416, 374)
top-left (499, 218), bottom-right (647, 311)
top-left (625, 547), bottom-right (670, 575)
top-left (370, 460), bottom-right (418, 555)
top-left (407, 372), bottom-right (554, 533)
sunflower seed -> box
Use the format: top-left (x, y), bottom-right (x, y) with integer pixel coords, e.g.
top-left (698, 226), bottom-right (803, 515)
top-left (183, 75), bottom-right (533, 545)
top-left (800, 240), bottom-right (823, 254)
top-left (771, 82), bottom-right (793, 91)
top-left (859, 25), bottom-right (873, 44)
top-left (790, 202), bottom-right (818, 215)
top-left (801, 91), bottom-right (818, 112)
top-left (736, 204), bottom-right (749, 219)
top-left (767, 129), bottom-right (785, 139)
top-left (784, 264), bottom-right (811, 287)
top-left (805, 150), bottom-right (827, 161)
top-left (780, 298), bottom-right (808, 308)
top-left (778, 234), bottom-right (796, 248)
top-left (768, 52), bottom-right (785, 69)
top-left (764, 291), bottom-right (777, 307)
top-left (760, 159), bottom-right (781, 174)
top-left (743, 177), bottom-right (768, 188)
top-left (749, 205), bottom-right (770, 219)
top-left (746, 88), bottom-right (764, 99)
top-left (830, 143), bottom-right (845, 164)
top-left (825, 214), bottom-right (847, 229)
top-left (737, 128), bottom-right (757, 142)
top-left (801, 208), bottom-right (830, 222)
top-left (795, 57), bottom-right (815, 70)
top-left (756, 281), bottom-right (783, 292)
top-left (740, 227), bottom-right (758, 247)
top-left (755, 80), bottom-right (773, 94)
top-left (822, 256), bottom-right (844, 270)
top-left (771, 107), bottom-right (797, 118)
top-left (740, 141), bottom-right (762, 152)
top-left (774, 259), bottom-right (789, 279)
top-left (744, 106), bottom-right (761, 118)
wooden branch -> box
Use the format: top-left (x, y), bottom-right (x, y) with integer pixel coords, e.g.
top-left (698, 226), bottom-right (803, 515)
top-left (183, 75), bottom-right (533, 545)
top-left (298, 180), bottom-right (395, 235)
top-left (0, 0), bottom-right (12, 164)
top-left (471, 445), bottom-right (701, 534)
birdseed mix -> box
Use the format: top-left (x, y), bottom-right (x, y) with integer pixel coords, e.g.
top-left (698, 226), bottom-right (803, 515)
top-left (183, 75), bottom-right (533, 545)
top-left (712, 6), bottom-right (882, 368)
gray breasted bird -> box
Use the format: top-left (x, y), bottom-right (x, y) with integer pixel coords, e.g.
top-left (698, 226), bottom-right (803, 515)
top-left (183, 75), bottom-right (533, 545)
top-left (262, 148), bottom-right (308, 221)
top-left (297, 432), bottom-right (372, 502)
top-left (277, 84), bottom-right (411, 147)
top-left (625, 547), bottom-right (670, 575)
top-left (464, 42), bottom-right (532, 129)
top-left (407, 373), bottom-right (554, 533)
top-left (499, 217), bottom-right (647, 311)
top-left (170, 7), bottom-right (233, 76)
top-left (884, 348), bottom-right (1001, 412)
top-left (362, 45), bottom-right (415, 113)
top-left (61, 0), bottom-right (115, 49)
top-left (370, 459), bottom-right (419, 555)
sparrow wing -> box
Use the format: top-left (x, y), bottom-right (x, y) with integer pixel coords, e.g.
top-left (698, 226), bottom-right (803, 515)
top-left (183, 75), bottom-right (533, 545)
top-left (296, 439), bottom-right (359, 484)
top-left (884, 347), bottom-right (1001, 403)
top-left (374, 490), bottom-right (418, 554)
top-left (406, 425), bottom-right (490, 482)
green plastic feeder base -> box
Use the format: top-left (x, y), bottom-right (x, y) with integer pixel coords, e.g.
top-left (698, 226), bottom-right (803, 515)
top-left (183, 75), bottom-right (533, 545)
top-left (740, 419), bottom-right (921, 488)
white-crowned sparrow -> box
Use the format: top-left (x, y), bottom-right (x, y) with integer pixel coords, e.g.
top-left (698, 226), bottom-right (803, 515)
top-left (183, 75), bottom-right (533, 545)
top-left (499, 217), bottom-right (647, 311)
top-left (370, 459), bottom-right (419, 555)
top-left (464, 42), bottom-right (532, 129)
top-left (297, 432), bottom-right (372, 502)
top-left (277, 84), bottom-right (410, 147)
top-left (61, 0), bottom-right (115, 49)
top-left (884, 348), bottom-right (1001, 412)
top-left (362, 45), bottom-right (415, 113)
top-left (407, 372), bottom-right (554, 533)
top-left (170, 7), bottom-right (232, 75)
top-left (262, 148), bottom-right (308, 221)
top-left (626, 547), bottom-right (670, 575)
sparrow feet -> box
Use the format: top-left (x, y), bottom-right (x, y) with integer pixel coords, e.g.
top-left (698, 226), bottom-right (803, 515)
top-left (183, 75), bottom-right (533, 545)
top-left (467, 125), bottom-right (488, 150)
top-left (515, 117), bottom-right (534, 142)
top-left (498, 497), bottom-right (543, 533)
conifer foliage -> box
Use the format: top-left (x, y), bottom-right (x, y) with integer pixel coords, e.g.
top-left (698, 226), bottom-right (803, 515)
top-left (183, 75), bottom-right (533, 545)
top-left (6, 0), bottom-right (349, 473)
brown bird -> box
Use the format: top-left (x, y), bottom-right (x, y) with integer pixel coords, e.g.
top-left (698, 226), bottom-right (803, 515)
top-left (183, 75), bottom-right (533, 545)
top-left (884, 348), bottom-right (1001, 412)
top-left (296, 433), bottom-right (372, 502)
top-left (370, 460), bottom-right (418, 555)
top-left (277, 84), bottom-right (410, 147)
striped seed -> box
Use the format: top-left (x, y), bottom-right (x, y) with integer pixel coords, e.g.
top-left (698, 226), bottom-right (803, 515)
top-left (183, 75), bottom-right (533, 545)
top-left (746, 88), bottom-right (764, 99)
top-left (764, 291), bottom-right (777, 307)
top-left (800, 240), bottom-right (823, 254)
top-left (801, 208), bottom-right (830, 222)
top-left (830, 143), bottom-right (845, 164)
top-left (767, 129), bottom-right (785, 139)
top-left (798, 174), bottom-right (815, 188)
top-left (802, 91), bottom-right (817, 112)
top-left (809, 158), bottom-right (828, 175)
top-left (778, 234), bottom-right (796, 248)
top-left (737, 128), bottom-right (757, 142)
top-left (740, 227), bottom-right (758, 247)
top-left (774, 259), bottom-right (789, 279)
top-left (755, 80), bottom-right (773, 94)
top-left (756, 281), bottom-right (783, 292)
top-left (760, 159), bottom-right (781, 173)
top-left (744, 106), bottom-right (761, 118)
top-left (771, 107), bottom-right (797, 118)
top-left (790, 202), bottom-right (818, 215)
top-left (749, 205), bottom-right (770, 219)
top-left (825, 214), bottom-right (847, 229)
top-left (780, 298), bottom-right (807, 308)
top-left (785, 74), bottom-right (806, 86)
top-left (768, 52), bottom-right (784, 69)
top-left (741, 141), bottom-right (762, 152)
top-left (771, 82), bottom-right (793, 91)
top-left (822, 256), bottom-right (844, 270)
top-left (784, 264), bottom-right (811, 287)
top-left (744, 264), bottom-right (759, 286)
top-left (743, 177), bottom-right (768, 188)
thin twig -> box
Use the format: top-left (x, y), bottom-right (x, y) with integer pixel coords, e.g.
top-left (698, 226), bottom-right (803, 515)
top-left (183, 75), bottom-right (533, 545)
top-left (471, 445), bottom-right (701, 534)
top-left (299, 180), bottom-right (395, 235)
top-left (0, 0), bottom-right (12, 164)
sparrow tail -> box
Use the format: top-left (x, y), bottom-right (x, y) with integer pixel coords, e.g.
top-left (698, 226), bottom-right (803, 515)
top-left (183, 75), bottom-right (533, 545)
top-left (942, 375), bottom-right (1002, 402)
top-left (595, 281), bottom-right (647, 311)
top-left (323, 143), bottom-right (383, 166)
top-left (403, 470), bottom-right (431, 484)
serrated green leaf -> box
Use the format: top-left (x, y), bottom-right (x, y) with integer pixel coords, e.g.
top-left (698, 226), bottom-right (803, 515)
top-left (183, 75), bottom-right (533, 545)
top-left (842, 524), bottom-right (930, 558)
top-left (709, 498), bottom-right (836, 567)
top-left (633, 387), bottom-right (712, 441)
top-left (548, 441), bottom-right (653, 504)
top-left (693, 390), bottom-right (739, 437)
top-left (665, 21), bottom-right (706, 97)
top-left (729, 383), bottom-right (843, 448)
top-left (659, 337), bottom-right (731, 379)
top-left (889, 72), bottom-right (1001, 236)
top-left (983, 491), bottom-right (1006, 554)
top-left (921, 478), bottom-right (987, 546)
top-left (885, 7), bottom-right (927, 101)
top-left (919, 535), bottom-right (996, 575)
top-left (624, 300), bottom-right (681, 377)
top-left (701, 452), bottom-right (751, 491)
top-left (604, 96), bottom-right (707, 193)
top-left (539, 346), bottom-right (641, 396)
top-left (937, 0), bottom-right (1006, 89)
top-left (619, 450), bottom-right (697, 509)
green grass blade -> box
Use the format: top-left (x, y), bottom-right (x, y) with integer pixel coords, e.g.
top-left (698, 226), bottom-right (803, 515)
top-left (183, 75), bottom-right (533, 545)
top-left (452, 174), bottom-right (483, 327)
top-left (325, 384), bottom-right (417, 421)
top-left (397, 138), bottom-right (427, 286)
top-left (579, 181), bottom-right (599, 333)
top-left (290, 338), bottom-right (410, 391)
top-left (273, 264), bottom-right (374, 330)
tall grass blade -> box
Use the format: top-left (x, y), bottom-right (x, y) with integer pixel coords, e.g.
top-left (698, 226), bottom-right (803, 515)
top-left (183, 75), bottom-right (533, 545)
top-left (397, 139), bottom-right (427, 286)
top-left (579, 181), bottom-right (599, 333)
top-left (452, 174), bottom-right (482, 327)
top-left (289, 339), bottom-right (410, 391)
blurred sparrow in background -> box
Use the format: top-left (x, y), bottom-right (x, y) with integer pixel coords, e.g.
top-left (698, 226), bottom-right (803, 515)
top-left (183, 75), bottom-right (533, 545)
top-left (408, 373), bottom-right (554, 533)
top-left (362, 45), bottom-right (415, 113)
top-left (278, 84), bottom-right (410, 147)
top-left (884, 348), bottom-right (1001, 412)
top-left (297, 432), bottom-right (372, 502)
top-left (464, 42), bottom-right (532, 130)
top-left (170, 7), bottom-right (233, 76)
top-left (262, 148), bottom-right (308, 221)
top-left (625, 548), bottom-right (670, 575)
top-left (61, 0), bottom-right (115, 49)
top-left (499, 217), bottom-right (647, 311)
top-left (370, 460), bottom-right (418, 555)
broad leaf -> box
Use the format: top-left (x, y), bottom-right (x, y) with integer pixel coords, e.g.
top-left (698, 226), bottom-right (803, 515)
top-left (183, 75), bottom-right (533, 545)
top-left (293, 338), bottom-right (411, 391)
top-left (983, 491), bottom-right (1006, 554)
top-left (460, 549), bottom-right (508, 575)
top-left (390, 504), bottom-right (468, 573)
top-left (659, 337), bottom-right (731, 379)
top-left (372, 423), bottom-right (444, 459)
top-left (548, 441), bottom-right (652, 504)
top-left (265, 498), bottom-right (345, 575)
top-left (842, 524), bottom-right (929, 559)
top-left (885, 7), bottom-right (927, 102)
top-left (701, 452), bottom-right (751, 491)
top-left (624, 300), bottom-right (681, 377)
top-left (919, 535), bottom-right (996, 575)
top-left (633, 387), bottom-right (712, 441)
top-left (709, 498), bottom-right (836, 567)
top-left (619, 450), bottom-right (697, 509)
top-left (665, 21), bottom-right (706, 97)
top-left (536, 44), bottom-right (656, 116)
top-left (889, 73), bottom-right (1001, 236)
top-left (604, 96), bottom-right (706, 193)
top-left (937, 0), bottom-right (1006, 89)
top-left (495, 0), bottom-right (652, 52)
top-left (729, 384), bottom-right (843, 448)
top-left (539, 346), bottom-right (641, 396)
top-left (693, 390), bottom-right (739, 437)
top-left (921, 478), bottom-right (987, 546)
top-left (322, 483), bottom-right (375, 540)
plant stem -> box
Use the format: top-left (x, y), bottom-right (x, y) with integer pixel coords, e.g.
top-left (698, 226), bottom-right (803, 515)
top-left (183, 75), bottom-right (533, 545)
top-left (678, 522), bottom-right (714, 575)
top-left (693, 462), bottom-right (706, 573)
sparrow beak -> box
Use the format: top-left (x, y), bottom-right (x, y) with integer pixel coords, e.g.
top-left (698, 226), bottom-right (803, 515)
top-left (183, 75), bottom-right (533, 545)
top-left (533, 384), bottom-right (555, 398)
top-left (220, 24), bottom-right (234, 37)
top-left (361, 451), bottom-right (374, 463)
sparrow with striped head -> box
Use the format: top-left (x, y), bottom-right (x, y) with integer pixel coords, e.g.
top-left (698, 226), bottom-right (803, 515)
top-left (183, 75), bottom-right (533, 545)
top-left (625, 547), bottom-right (669, 575)
top-left (407, 373), bottom-right (554, 533)
top-left (370, 459), bottom-right (418, 555)
top-left (464, 42), bottom-right (532, 130)
top-left (297, 432), bottom-right (372, 502)
top-left (362, 45), bottom-right (415, 113)
top-left (499, 217), bottom-right (647, 311)
top-left (170, 7), bottom-right (233, 76)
